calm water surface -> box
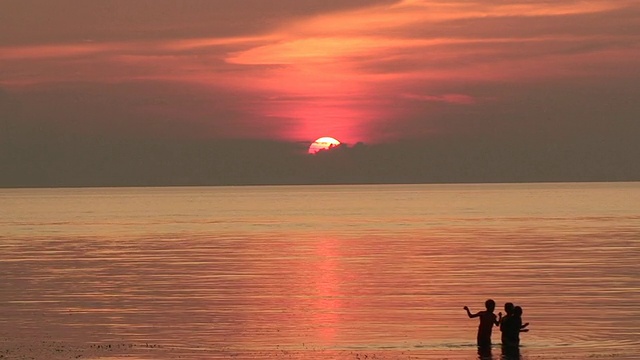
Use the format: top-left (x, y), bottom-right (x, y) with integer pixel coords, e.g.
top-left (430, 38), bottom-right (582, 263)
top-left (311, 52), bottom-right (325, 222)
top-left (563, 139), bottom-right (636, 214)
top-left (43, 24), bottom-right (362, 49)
top-left (1, 183), bottom-right (639, 359)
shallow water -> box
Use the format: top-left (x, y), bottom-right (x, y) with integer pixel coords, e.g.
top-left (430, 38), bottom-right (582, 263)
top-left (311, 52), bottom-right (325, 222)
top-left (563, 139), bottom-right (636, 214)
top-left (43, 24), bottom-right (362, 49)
top-left (1, 183), bottom-right (639, 359)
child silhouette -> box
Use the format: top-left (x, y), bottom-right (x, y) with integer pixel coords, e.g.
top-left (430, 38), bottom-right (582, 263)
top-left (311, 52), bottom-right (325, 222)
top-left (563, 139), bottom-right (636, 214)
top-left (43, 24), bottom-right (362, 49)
top-left (502, 305), bottom-right (529, 347)
top-left (499, 302), bottom-right (515, 345)
top-left (464, 299), bottom-right (500, 348)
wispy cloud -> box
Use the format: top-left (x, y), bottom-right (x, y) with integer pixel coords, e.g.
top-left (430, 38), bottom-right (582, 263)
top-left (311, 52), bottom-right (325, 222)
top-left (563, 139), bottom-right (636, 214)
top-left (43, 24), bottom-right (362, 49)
top-left (1, 0), bottom-right (638, 143)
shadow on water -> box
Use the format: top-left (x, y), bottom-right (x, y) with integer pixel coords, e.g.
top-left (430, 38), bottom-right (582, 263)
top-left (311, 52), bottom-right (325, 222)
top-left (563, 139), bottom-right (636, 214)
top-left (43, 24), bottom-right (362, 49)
top-left (500, 345), bottom-right (521, 360)
top-left (476, 345), bottom-right (521, 360)
top-left (477, 345), bottom-right (494, 360)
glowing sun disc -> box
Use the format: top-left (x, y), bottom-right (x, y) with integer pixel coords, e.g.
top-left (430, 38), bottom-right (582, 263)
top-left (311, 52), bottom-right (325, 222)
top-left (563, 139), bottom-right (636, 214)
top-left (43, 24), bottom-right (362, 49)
top-left (308, 137), bottom-right (341, 154)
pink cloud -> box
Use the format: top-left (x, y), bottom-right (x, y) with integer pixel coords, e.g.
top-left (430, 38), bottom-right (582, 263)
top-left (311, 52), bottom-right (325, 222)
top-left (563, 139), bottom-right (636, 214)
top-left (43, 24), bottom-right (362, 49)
top-left (1, 0), bottom-right (638, 143)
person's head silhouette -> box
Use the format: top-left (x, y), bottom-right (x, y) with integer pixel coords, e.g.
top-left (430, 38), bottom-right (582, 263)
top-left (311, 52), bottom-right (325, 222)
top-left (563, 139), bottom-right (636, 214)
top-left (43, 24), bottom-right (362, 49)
top-left (504, 302), bottom-right (514, 315)
top-left (514, 306), bottom-right (523, 317)
top-left (485, 299), bottom-right (496, 312)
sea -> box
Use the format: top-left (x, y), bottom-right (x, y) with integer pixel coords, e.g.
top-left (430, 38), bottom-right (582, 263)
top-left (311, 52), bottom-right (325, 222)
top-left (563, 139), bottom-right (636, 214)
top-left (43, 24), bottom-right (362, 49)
top-left (1, 183), bottom-right (639, 360)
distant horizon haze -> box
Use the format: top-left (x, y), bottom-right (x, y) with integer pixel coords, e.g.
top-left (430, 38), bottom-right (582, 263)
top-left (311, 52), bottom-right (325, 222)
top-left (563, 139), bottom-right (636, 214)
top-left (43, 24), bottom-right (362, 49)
top-left (1, 134), bottom-right (638, 188)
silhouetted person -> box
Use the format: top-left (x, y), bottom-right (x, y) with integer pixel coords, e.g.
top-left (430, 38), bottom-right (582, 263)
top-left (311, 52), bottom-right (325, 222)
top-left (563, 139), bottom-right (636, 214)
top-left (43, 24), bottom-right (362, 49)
top-left (499, 302), bottom-right (515, 344)
top-left (464, 299), bottom-right (499, 349)
top-left (502, 305), bottom-right (529, 348)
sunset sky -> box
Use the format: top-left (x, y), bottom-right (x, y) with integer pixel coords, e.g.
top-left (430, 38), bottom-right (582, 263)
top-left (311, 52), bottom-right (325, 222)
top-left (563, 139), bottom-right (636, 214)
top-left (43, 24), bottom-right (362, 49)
top-left (1, 0), bottom-right (639, 186)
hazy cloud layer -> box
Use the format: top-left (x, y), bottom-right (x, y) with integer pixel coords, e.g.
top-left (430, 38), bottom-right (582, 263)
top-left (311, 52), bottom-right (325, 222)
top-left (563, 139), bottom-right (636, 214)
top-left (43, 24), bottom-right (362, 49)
top-left (1, 0), bottom-right (639, 186)
top-left (0, 0), bottom-right (400, 44)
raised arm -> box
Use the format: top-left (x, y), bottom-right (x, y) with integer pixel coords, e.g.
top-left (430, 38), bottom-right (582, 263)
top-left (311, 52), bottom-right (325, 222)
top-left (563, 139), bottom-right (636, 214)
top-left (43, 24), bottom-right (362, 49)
top-left (463, 306), bottom-right (479, 318)
top-left (520, 322), bottom-right (530, 332)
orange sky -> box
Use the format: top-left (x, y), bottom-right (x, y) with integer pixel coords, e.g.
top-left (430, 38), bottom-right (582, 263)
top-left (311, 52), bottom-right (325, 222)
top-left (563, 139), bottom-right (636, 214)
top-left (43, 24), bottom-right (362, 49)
top-left (2, 0), bottom-right (639, 145)
top-left (1, 1), bottom-right (639, 186)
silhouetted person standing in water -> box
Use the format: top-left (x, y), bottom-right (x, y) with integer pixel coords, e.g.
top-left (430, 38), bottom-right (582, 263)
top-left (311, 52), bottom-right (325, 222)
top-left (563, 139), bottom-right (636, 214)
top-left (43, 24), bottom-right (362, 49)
top-left (500, 303), bottom-right (529, 360)
top-left (502, 306), bottom-right (529, 347)
top-left (499, 302), bottom-right (515, 345)
top-left (500, 305), bottom-right (529, 359)
top-left (464, 299), bottom-right (500, 349)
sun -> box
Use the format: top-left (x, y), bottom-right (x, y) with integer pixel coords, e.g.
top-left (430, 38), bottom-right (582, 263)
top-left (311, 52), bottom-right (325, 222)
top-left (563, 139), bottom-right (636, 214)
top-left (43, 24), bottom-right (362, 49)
top-left (308, 137), bottom-right (341, 154)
